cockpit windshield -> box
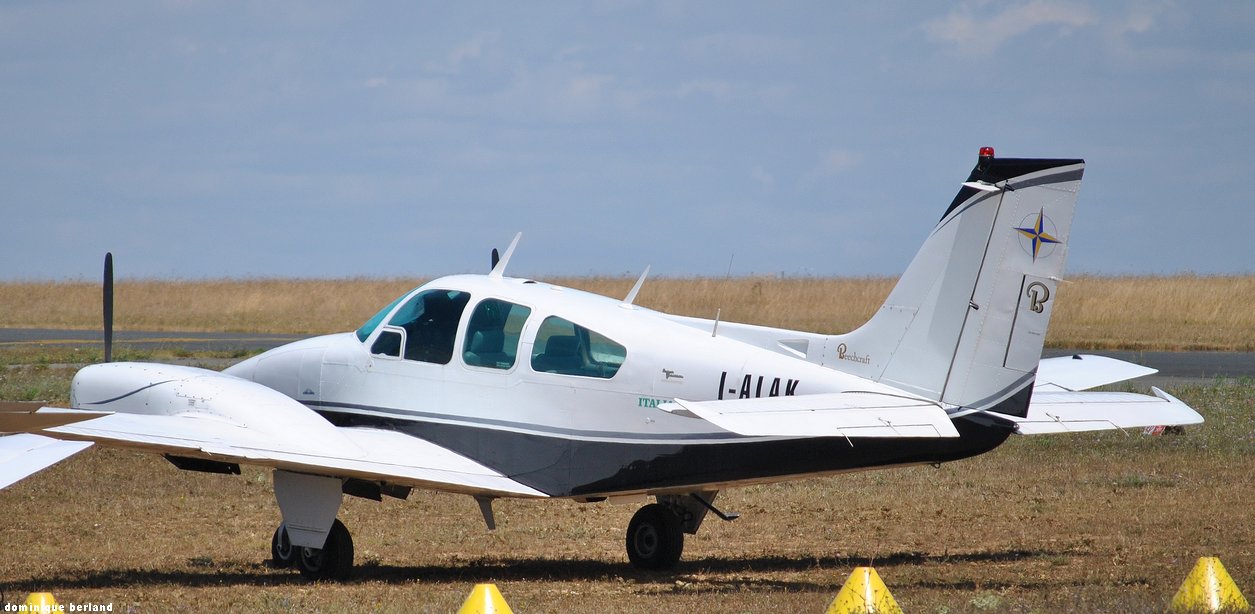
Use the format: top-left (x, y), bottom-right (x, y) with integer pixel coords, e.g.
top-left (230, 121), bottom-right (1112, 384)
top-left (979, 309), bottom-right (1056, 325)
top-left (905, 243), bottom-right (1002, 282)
top-left (377, 289), bottom-right (471, 364)
top-left (356, 289), bottom-right (473, 366)
top-left (355, 293), bottom-right (408, 342)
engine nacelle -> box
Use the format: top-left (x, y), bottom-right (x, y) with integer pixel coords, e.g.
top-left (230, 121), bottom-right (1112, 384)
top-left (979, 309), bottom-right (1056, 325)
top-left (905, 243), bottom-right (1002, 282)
top-left (70, 362), bottom-right (358, 455)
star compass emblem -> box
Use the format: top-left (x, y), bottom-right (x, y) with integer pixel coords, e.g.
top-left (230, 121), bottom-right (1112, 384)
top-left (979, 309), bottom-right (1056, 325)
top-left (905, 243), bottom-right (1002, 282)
top-left (1014, 208), bottom-right (1062, 261)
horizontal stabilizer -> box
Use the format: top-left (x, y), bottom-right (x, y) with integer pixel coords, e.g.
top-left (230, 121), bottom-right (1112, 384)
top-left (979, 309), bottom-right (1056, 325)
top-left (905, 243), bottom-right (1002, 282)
top-left (1035, 355), bottom-right (1157, 391)
top-left (665, 392), bottom-right (960, 438)
top-left (1005, 387), bottom-right (1202, 435)
top-left (0, 434), bottom-right (93, 489)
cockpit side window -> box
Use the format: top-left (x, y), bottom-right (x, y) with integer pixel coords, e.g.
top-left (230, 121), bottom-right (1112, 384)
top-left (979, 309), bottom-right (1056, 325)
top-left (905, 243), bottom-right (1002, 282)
top-left (463, 299), bottom-right (531, 369)
top-left (530, 316), bottom-right (626, 379)
top-left (386, 289), bottom-right (471, 364)
top-left (370, 327), bottom-right (404, 358)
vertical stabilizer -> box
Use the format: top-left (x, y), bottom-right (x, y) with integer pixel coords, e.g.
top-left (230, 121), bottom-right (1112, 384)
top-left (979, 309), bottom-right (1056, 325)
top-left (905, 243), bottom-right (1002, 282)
top-left (824, 149), bottom-right (1084, 416)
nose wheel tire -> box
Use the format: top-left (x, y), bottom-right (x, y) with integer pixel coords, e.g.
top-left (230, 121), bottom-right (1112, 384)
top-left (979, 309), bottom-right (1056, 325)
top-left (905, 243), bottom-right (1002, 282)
top-left (271, 523), bottom-right (296, 568)
top-left (294, 518), bottom-right (355, 581)
top-left (626, 503), bottom-right (684, 570)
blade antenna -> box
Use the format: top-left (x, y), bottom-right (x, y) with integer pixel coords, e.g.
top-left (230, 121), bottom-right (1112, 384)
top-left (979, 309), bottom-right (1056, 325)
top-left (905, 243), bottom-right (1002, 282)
top-left (490, 248), bottom-right (500, 271)
top-left (488, 232), bottom-right (522, 279)
top-left (103, 252), bottom-right (114, 363)
top-left (623, 265), bottom-right (651, 305)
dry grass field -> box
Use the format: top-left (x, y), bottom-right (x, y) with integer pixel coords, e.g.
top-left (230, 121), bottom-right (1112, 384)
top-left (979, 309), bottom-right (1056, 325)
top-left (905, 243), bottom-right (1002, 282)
top-left (1, 277), bottom-right (1252, 612)
top-left (0, 378), bottom-right (1251, 613)
top-left (2, 274), bottom-right (1254, 350)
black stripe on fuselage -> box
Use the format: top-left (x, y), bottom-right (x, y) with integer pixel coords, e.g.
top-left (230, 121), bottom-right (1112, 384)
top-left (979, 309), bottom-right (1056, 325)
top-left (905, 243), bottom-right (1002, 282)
top-left (314, 402), bottom-right (1016, 498)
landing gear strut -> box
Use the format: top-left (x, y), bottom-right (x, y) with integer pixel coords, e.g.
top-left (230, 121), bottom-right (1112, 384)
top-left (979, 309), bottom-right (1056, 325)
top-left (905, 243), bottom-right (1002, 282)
top-left (272, 519), bottom-right (355, 581)
top-left (626, 503), bottom-right (684, 570)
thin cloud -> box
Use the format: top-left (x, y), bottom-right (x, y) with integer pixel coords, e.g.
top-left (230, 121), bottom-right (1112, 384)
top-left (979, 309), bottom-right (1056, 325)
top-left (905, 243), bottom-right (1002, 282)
top-left (425, 31), bottom-right (501, 75)
top-left (925, 1), bottom-right (1097, 56)
top-left (819, 149), bottom-right (859, 175)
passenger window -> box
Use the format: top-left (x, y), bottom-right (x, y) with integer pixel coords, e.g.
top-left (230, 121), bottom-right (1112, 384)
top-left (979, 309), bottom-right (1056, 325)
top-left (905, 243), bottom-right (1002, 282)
top-left (463, 299), bottom-right (531, 369)
top-left (387, 289), bottom-right (470, 364)
top-left (530, 316), bottom-right (626, 378)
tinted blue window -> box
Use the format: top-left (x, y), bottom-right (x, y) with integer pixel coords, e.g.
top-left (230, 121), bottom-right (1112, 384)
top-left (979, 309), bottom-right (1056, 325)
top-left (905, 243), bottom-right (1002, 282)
top-left (530, 316), bottom-right (625, 378)
top-left (356, 293), bottom-right (407, 342)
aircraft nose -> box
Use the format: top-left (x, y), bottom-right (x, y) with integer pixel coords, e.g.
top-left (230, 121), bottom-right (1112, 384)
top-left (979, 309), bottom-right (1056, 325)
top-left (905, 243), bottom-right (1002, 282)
top-left (223, 354), bottom-right (259, 381)
top-left (223, 337), bottom-right (331, 401)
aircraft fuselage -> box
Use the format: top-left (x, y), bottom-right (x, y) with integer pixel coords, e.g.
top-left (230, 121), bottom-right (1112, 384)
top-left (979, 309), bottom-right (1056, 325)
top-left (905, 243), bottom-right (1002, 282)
top-left (226, 274), bottom-right (1011, 498)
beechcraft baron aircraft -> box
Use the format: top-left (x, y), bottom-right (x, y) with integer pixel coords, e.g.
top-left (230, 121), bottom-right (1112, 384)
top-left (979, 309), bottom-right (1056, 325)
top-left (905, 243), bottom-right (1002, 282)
top-left (1, 148), bottom-right (1202, 580)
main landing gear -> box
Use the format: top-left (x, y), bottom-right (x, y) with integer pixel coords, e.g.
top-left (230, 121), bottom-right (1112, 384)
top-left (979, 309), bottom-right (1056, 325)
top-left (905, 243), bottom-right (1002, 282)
top-left (624, 492), bottom-right (738, 571)
top-left (270, 520), bottom-right (355, 581)
top-left (626, 504), bottom-right (684, 569)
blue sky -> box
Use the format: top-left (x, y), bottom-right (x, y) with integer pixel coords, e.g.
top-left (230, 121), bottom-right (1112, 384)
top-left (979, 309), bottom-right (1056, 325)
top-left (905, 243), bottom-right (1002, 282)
top-left (3, 2), bottom-right (1252, 280)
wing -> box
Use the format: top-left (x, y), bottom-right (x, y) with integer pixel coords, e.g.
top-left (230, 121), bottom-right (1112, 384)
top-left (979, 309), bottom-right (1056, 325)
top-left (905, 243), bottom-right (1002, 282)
top-left (664, 392), bottom-right (959, 438)
top-left (999, 387), bottom-right (1202, 434)
top-left (1034, 354), bottom-right (1157, 391)
top-left (0, 434), bottom-right (93, 489)
top-left (4, 362), bottom-right (545, 498)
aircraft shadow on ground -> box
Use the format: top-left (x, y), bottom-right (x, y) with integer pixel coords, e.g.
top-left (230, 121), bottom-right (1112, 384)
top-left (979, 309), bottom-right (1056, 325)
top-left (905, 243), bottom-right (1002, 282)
top-left (0, 547), bottom-right (1094, 594)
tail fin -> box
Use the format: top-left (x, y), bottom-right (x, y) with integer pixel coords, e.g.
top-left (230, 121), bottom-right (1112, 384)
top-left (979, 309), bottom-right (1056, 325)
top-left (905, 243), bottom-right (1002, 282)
top-left (826, 148), bottom-right (1084, 416)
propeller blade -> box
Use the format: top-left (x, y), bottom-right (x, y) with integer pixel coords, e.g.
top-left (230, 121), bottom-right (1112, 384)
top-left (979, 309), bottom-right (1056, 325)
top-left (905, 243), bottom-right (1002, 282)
top-left (103, 253), bottom-right (113, 363)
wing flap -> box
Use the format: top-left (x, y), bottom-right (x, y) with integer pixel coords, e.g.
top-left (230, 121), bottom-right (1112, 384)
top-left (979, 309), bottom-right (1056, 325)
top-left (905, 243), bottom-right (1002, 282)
top-left (32, 408), bottom-right (544, 498)
top-left (1010, 387), bottom-right (1203, 434)
top-left (667, 392), bottom-right (959, 438)
top-left (1035, 355), bottom-right (1157, 392)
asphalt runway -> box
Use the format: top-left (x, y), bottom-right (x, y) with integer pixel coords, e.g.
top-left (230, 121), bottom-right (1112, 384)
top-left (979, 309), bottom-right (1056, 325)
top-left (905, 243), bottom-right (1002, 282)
top-left (2, 328), bottom-right (1252, 381)
top-left (1041, 348), bottom-right (1255, 386)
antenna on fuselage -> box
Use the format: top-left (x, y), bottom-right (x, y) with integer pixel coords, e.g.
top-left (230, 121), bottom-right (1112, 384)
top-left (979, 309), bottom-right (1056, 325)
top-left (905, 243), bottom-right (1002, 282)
top-left (490, 248), bottom-right (500, 271)
top-left (622, 265), bottom-right (650, 305)
top-left (103, 252), bottom-right (114, 363)
top-left (488, 232), bottom-right (522, 279)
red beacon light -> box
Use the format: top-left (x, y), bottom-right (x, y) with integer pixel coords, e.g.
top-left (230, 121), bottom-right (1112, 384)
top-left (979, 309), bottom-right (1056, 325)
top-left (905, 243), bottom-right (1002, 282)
top-left (979, 146), bottom-right (995, 158)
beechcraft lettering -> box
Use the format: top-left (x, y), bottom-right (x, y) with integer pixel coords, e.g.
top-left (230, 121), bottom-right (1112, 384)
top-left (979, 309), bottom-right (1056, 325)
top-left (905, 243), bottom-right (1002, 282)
top-left (0, 147), bottom-right (1203, 582)
top-left (718, 371), bottom-right (800, 399)
top-left (836, 343), bottom-right (871, 365)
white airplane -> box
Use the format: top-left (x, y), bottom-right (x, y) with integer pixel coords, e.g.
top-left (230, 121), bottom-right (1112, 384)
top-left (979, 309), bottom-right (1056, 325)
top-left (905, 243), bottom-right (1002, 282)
top-left (0, 148), bottom-right (1203, 581)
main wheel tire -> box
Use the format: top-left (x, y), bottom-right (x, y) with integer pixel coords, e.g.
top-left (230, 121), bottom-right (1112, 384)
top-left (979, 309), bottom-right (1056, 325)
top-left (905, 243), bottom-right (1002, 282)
top-left (271, 523), bottom-right (296, 568)
top-left (296, 518), bottom-right (355, 581)
top-left (626, 503), bottom-right (684, 570)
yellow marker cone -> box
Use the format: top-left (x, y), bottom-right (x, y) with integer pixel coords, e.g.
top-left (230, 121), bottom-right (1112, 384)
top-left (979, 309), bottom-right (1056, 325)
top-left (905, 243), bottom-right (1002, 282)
top-left (827, 567), bottom-right (903, 614)
top-left (457, 583), bottom-right (514, 614)
top-left (1171, 557), bottom-right (1250, 612)
top-left (24, 593), bottom-right (59, 614)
